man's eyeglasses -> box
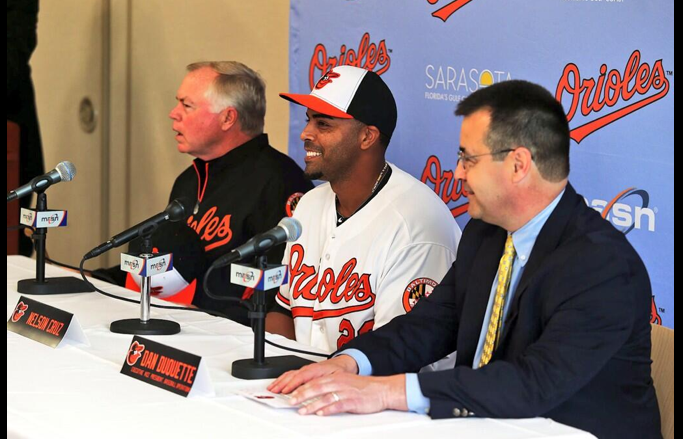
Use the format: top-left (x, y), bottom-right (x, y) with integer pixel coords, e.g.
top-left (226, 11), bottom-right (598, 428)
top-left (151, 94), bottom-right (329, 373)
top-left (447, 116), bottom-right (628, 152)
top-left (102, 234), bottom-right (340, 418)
top-left (457, 149), bottom-right (516, 171)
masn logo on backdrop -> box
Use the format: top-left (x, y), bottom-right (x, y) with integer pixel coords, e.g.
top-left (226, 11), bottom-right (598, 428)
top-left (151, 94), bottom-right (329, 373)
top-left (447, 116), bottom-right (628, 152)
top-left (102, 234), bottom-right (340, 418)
top-left (309, 33), bottom-right (390, 90)
top-left (585, 187), bottom-right (656, 234)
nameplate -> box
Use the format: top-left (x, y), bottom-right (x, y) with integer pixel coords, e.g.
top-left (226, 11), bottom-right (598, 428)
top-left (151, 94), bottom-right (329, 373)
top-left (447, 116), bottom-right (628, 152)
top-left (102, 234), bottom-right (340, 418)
top-left (121, 336), bottom-right (213, 397)
top-left (7, 296), bottom-right (88, 348)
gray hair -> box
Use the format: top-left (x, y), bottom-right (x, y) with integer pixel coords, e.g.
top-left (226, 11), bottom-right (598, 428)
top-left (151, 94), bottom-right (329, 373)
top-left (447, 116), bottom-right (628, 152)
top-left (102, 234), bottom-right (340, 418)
top-left (187, 61), bottom-right (266, 135)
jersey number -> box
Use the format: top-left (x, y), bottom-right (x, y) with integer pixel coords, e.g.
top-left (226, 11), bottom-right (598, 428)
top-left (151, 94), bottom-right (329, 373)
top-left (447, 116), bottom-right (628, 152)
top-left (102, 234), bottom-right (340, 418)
top-left (337, 318), bottom-right (374, 350)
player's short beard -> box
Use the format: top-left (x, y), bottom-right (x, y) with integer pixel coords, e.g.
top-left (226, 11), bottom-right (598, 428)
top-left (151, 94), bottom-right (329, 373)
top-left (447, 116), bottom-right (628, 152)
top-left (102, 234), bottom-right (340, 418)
top-left (303, 159), bottom-right (325, 181)
top-left (304, 170), bottom-right (324, 181)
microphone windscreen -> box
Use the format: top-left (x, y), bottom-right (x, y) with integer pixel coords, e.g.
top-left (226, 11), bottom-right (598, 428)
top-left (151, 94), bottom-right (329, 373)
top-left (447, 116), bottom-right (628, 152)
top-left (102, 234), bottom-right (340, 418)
top-left (278, 217), bottom-right (302, 242)
top-left (166, 197), bottom-right (194, 222)
top-left (55, 161), bottom-right (77, 182)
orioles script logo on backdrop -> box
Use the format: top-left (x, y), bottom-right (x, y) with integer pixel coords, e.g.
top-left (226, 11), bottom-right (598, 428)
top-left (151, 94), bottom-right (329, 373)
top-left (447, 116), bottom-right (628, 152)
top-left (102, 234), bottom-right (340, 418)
top-left (421, 155), bottom-right (469, 218)
top-left (426, 0), bottom-right (478, 22)
top-left (556, 50), bottom-right (670, 144)
top-left (650, 296), bottom-right (662, 325)
top-left (309, 33), bottom-right (391, 90)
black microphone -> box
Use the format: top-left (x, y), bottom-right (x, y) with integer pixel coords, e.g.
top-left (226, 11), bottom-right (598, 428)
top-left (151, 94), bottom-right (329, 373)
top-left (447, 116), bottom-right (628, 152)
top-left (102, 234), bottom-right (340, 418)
top-left (83, 197), bottom-right (193, 260)
top-left (7, 161), bottom-right (77, 202)
top-left (211, 217), bottom-right (302, 269)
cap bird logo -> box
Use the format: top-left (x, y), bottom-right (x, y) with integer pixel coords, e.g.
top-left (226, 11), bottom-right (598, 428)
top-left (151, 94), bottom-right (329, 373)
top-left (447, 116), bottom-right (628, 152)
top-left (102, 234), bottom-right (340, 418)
top-left (315, 71), bottom-right (341, 90)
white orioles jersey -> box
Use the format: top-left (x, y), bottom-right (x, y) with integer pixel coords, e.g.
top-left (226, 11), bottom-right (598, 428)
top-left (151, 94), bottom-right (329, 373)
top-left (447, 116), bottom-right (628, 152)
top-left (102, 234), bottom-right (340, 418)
top-left (276, 164), bottom-right (461, 353)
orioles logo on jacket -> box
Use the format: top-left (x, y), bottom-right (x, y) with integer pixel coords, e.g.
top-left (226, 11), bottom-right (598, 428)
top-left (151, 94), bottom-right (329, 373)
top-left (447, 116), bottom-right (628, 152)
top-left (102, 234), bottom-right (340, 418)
top-left (187, 206), bottom-right (233, 252)
top-left (282, 244), bottom-right (376, 319)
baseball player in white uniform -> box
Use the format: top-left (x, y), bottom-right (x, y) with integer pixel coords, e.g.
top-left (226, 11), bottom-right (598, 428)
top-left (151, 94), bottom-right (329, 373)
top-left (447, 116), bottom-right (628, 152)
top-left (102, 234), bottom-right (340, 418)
top-left (267, 65), bottom-right (461, 353)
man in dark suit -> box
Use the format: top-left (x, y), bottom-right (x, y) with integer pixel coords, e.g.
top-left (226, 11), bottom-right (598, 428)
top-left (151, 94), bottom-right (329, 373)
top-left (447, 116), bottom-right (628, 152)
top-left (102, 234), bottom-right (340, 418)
top-left (268, 80), bottom-right (661, 439)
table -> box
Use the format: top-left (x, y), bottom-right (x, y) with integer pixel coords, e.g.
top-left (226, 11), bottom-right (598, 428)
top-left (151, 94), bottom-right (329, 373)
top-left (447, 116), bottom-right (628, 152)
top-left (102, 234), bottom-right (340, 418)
top-left (7, 256), bottom-right (595, 439)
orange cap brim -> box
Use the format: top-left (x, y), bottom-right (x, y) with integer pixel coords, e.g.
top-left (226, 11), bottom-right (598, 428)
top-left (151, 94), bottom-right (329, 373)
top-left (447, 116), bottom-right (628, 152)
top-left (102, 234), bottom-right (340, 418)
top-left (279, 93), bottom-right (354, 119)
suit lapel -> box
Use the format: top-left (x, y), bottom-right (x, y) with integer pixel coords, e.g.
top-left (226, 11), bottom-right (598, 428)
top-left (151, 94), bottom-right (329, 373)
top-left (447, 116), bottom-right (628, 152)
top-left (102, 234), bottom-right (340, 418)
top-left (456, 226), bottom-right (507, 366)
top-left (498, 184), bottom-right (580, 346)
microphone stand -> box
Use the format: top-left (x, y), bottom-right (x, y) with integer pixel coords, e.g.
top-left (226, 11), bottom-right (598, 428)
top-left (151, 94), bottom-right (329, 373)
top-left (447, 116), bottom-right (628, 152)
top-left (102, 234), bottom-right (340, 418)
top-left (110, 233), bottom-right (181, 335)
top-left (18, 191), bottom-right (94, 295)
top-left (231, 255), bottom-right (313, 379)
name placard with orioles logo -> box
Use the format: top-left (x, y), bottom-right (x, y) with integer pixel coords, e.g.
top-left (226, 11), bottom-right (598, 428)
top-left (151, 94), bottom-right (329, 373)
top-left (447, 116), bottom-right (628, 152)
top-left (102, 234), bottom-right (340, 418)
top-left (7, 296), bottom-right (88, 348)
top-left (120, 336), bottom-right (213, 397)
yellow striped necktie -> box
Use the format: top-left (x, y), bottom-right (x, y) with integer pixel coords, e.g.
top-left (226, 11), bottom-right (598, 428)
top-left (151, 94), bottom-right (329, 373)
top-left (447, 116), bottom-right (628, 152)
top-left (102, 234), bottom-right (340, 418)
top-left (479, 234), bottom-right (516, 367)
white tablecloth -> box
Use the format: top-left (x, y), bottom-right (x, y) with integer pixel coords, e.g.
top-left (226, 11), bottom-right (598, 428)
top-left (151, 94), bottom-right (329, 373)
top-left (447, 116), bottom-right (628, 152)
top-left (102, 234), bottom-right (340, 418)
top-left (7, 256), bottom-right (595, 439)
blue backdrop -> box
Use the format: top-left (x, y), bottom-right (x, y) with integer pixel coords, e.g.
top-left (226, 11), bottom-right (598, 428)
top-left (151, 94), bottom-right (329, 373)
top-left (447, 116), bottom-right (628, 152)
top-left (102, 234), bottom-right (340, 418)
top-left (286, 0), bottom-right (674, 328)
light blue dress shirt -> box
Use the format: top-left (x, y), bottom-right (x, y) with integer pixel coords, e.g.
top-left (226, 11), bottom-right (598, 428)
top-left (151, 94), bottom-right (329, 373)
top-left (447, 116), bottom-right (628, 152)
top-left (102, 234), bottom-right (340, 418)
top-left (340, 190), bottom-right (565, 414)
